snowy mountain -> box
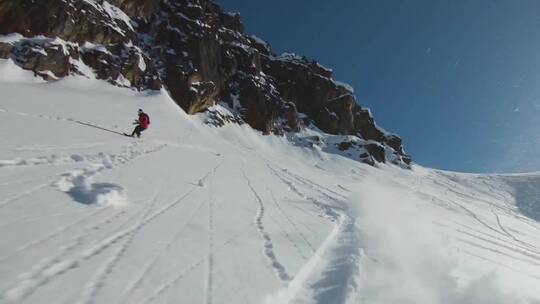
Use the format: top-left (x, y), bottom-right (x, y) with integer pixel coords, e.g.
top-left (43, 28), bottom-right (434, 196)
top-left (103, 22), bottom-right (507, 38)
top-left (1, 1), bottom-right (540, 304)
top-left (0, 0), bottom-right (410, 167)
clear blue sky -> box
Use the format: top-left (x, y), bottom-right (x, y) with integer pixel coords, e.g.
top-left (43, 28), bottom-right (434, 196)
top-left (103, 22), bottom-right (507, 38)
top-left (217, 0), bottom-right (540, 173)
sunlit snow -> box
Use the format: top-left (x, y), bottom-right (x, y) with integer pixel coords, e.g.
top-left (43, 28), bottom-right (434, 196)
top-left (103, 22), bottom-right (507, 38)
top-left (0, 58), bottom-right (539, 303)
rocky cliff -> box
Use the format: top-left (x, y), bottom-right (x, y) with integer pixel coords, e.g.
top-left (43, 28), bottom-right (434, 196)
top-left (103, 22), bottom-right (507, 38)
top-left (0, 0), bottom-right (411, 167)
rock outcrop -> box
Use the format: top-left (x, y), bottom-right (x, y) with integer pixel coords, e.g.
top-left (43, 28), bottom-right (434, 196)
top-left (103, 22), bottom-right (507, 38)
top-left (0, 0), bottom-right (411, 167)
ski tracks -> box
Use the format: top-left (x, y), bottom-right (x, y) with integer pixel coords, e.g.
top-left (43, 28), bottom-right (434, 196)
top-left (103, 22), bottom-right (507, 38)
top-left (205, 164), bottom-right (219, 304)
top-left (139, 221), bottom-right (255, 304)
top-left (274, 165), bottom-right (348, 201)
top-left (243, 170), bottom-right (291, 282)
top-left (265, 165), bottom-right (361, 304)
top-left (119, 198), bottom-right (207, 304)
top-left (427, 174), bottom-right (540, 258)
top-left (0, 182), bottom-right (50, 209)
top-left (55, 141), bottom-right (167, 206)
top-left (266, 164), bottom-right (341, 221)
top-left (0, 108), bottom-right (123, 137)
top-left (0, 206), bottom-right (111, 264)
top-left (0, 164), bottom-right (219, 303)
top-left (0, 141), bottom-right (165, 211)
top-left (268, 189), bottom-right (315, 256)
top-left (77, 192), bottom-right (163, 304)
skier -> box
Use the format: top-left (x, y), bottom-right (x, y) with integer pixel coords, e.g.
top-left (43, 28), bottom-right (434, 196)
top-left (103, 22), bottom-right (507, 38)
top-left (130, 109), bottom-right (150, 138)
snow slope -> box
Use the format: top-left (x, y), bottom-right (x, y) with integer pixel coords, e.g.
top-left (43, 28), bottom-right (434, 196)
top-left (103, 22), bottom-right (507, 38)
top-left (0, 60), bottom-right (539, 303)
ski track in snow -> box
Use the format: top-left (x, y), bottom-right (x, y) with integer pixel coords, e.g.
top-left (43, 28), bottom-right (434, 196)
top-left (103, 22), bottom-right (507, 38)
top-left (458, 229), bottom-right (540, 265)
top-left (0, 108), bottom-right (124, 138)
top-left (78, 194), bottom-right (160, 304)
top-left (274, 165), bottom-right (348, 201)
top-left (14, 142), bottom-right (114, 152)
top-left (205, 164), bottom-right (218, 304)
top-left (139, 220), bottom-right (256, 304)
top-left (415, 173), bottom-right (540, 282)
top-left (266, 164), bottom-right (341, 221)
top-left (425, 174), bottom-right (540, 255)
top-left (0, 205), bottom-right (131, 291)
top-left (491, 210), bottom-right (540, 251)
top-left (55, 142), bottom-right (167, 206)
top-left (447, 221), bottom-right (540, 260)
top-left (0, 177), bottom-right (35, 187)
top-left (264, 165), bottom-right (360, 303)
top-left (461, 249), bottom-right (540, 281)
top-left (266, 208), bottom-right (309, 261)
top-left (268, 189), bottom-right (315, 255)
top-left (243, 170), bottom-right (291, 282)
top-left (0, 140), bottom-right (166, 217)
top-left (308, 215), bottom-right (359, 304)
top-left (0, 163), bottom-right (218, 303)
top-left (226, 138), bottom-right (363, 301)
top-left (0, 207), bottom-right (92, 230)
top-left (0, 206), bottom-right (111, 264)
top-left (459, 238), bottom-right (540, 268)
top-left (120, 198), bottom-right (207, 304)
top-left (0, 182), bottom-right (50, 209)
top-left (428, 183), bottom-right (508, 238)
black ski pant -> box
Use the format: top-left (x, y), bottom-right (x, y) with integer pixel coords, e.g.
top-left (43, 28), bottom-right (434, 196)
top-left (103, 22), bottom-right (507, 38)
top-left (132, 125), bottom-right (146, 137)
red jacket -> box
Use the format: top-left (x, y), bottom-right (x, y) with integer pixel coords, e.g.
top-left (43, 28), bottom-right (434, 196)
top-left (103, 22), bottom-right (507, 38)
top-left (138, 113), bottom-right (150, 129)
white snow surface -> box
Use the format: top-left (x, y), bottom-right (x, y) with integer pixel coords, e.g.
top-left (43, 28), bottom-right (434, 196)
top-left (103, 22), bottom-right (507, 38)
top-left (0, 62), bottom-right (539, 303)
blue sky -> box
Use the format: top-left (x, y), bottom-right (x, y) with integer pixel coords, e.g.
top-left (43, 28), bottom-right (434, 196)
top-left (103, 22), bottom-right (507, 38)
top-left (218, 0), bottom-right (540, 173)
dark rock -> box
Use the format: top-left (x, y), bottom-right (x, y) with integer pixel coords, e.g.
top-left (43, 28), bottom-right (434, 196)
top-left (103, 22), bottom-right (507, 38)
top-left (248, 36), bottom-right (272, 56)
top-left (280, 102), bottom-right (301, 132)
top-left (10, 39), bottom-right (78, 80)
top-left (316, 94), bottom-right (356, 134)
top-left (360, 153), bottom-right (376, 166)
top-left (225, 73), bottom-right (282, 133)
top-left (205, 106), bottom-right (245, 127)
top-left (0, 0), bottom-right (134, 44)
top-left (338, 141), bottom-right (354, 151)
top-left (186, 80), bottom-right (217, 114)
top-left (366, 143), bottom-right (386, 163)
top-left (0, 42), bottom-right (12, 58)
top-left (80, 44), bottom-right (160, 90)
top-left (353, 108), bottom-right (383, 142)
top-left (108, 0), bottom-right (161, 19)
top-left (384, 134), bottom-right (404, 155)
top-left (401, 155), bottom-right (412, 165)
top-left (221, 12), bottom-right (244, 33)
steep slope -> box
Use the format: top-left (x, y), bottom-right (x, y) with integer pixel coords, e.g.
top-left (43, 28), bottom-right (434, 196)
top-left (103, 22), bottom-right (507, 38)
top-left (0, 0), bottom-right (410, 167)
top-left (0, 67), bottom-right (539, 303)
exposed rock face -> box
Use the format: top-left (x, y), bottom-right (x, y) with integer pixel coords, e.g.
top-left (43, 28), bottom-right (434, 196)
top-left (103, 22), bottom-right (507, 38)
top-left (16, 43), bottom-right (74, 80)
top-left (0, 0), bottom-right (411, 167)
top-left (0, 0), bottom-right (135, 44)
